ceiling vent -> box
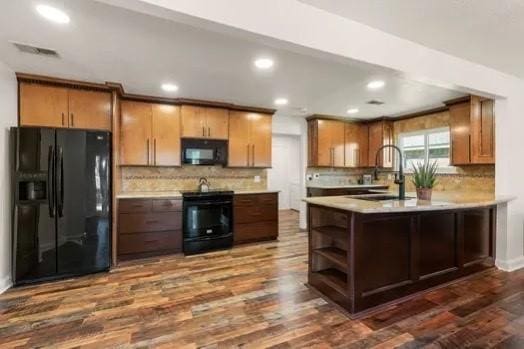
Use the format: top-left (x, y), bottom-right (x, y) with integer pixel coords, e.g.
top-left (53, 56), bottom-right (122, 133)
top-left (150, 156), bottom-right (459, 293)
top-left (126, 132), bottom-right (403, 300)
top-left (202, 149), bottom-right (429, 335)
top-left (367, 100), bottom-right (385, 105)
top-left (11, 42), bottom-right (59, 57)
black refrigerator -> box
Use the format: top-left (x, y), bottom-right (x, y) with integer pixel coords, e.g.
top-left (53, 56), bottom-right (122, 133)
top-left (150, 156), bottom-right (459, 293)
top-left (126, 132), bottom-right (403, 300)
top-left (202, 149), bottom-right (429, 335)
top-left (12, 127), bottom-right (111, 285)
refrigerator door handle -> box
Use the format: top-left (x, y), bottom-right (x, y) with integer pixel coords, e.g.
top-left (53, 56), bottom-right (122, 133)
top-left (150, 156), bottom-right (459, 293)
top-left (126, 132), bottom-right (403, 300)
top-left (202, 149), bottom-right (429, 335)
top-left (57, 146), bottom-right (64, 217)
top-left (47, 145), bottom-right (55, 217)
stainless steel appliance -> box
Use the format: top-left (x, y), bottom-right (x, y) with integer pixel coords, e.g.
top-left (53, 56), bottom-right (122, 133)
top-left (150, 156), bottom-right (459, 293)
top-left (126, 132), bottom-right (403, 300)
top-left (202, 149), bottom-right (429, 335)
top-left (182, 190), bottom-right (233, 254)
top-left (181, 139), bottom-right (227, 166)
top-left (11, 127), bottom-right (111, 285)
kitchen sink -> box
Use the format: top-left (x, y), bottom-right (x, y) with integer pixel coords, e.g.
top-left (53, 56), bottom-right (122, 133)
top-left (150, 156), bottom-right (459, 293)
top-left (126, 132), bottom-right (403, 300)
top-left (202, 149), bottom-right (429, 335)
top-left (349, 195), bottom-right (414, 201)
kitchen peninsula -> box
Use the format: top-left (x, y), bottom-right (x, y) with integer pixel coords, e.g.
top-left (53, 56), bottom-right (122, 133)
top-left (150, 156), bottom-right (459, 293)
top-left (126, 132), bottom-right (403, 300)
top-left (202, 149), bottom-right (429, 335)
top-left (304, 192), bottom-right (514, 316)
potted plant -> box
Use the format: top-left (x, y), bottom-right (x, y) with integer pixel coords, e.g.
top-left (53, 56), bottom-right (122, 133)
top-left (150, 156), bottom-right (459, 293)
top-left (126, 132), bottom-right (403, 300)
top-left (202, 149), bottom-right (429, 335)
top-left (412, 161), bottom-right (438, 200)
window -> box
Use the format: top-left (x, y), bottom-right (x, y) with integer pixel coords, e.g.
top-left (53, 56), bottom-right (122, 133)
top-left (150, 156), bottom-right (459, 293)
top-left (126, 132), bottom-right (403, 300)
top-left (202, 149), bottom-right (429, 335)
top-left (399, 128), bottom-right (451, 170)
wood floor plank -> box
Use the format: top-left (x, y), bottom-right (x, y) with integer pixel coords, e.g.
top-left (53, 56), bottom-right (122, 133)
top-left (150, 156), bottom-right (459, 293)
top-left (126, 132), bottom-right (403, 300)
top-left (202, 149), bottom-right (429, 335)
top-left (0, 210), bottom-right (523, 348)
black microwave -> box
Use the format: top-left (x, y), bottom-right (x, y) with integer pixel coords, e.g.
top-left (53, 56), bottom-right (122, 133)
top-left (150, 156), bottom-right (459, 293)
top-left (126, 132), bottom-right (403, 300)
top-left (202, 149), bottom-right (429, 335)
top-left (181, 139), bottom-right (228, 165)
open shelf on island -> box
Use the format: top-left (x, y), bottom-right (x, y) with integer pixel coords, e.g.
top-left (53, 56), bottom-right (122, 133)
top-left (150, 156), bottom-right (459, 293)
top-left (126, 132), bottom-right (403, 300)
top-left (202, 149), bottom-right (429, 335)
top-left (313, 268), bottom-right (348, 296)
top-left (314, 247), bottom-right (347, 272)
top-left (312, 226), bottom-right (347, 247)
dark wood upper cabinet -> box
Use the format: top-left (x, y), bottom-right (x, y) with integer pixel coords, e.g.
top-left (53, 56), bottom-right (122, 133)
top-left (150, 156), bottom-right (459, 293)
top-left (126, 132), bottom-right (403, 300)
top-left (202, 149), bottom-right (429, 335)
top-left (181, 105), bottom-right (229, 140)
top-left (19, 82), bottom-right (112, 130)
top-left (449, 96), bottom-right (495, 165)
top-left (120, 100), bottom-right (152, 166)
top-left (228, 111), bottom-right (272, 168)
top-left (308, 119), bottom-right (345, 167)
top-left (152, 104), bottom-right (181, 166)
top-left (120, 101), bottom-right (181, 166)
top-left (19, 83), bottom-right (69, 128)
top-left (367, 120), bottom-right (393, 168)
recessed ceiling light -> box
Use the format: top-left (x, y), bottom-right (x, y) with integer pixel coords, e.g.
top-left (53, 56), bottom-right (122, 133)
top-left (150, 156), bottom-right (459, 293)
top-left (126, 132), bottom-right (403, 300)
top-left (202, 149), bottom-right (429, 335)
top-left (36, 5), bottom-right (70, 24)
top-left (274, 98), bottom-right (288, 106)
top-left (254, 58), bottom-right (274, 69)
top-left (161, 83), bottom-right (179, 92)
top-left (346, 108), bottom-right (359, 114)
top-left (367, 80), bottom-right (385, 90)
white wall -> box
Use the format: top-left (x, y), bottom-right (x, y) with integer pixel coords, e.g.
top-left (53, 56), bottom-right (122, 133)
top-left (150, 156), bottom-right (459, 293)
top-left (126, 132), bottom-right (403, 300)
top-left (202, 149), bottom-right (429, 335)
top-left (0, 61), bottom-right (17, 293)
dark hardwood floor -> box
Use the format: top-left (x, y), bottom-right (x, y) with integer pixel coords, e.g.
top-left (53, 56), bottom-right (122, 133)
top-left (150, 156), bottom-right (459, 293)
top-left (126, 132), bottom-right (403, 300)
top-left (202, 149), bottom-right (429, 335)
top-left (1, 210), bottom-right (523, 348)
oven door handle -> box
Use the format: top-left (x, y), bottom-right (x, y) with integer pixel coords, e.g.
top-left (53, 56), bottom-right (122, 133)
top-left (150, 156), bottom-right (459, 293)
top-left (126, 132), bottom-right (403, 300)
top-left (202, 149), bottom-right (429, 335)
top-left (185, 200), bottom-right (232, 206)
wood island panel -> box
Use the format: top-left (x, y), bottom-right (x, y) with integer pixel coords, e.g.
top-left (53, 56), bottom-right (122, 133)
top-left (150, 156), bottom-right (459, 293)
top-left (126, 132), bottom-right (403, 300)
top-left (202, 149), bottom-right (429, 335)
top-left (307, 204), bottom-right (496, 316)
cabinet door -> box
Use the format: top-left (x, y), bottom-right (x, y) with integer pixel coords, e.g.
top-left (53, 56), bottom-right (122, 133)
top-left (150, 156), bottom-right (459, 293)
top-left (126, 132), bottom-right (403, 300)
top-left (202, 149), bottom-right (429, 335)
top-left (344, 123), bottom-right (360, 167)
top-left (368, 121), bottom-right (383, 167)
top-left (68, 89), bottom-right (112, 131)
top-left (316, 120), bottom-right (333, 166)
top-left (19, 82), bottom-right (68, 128)
top-left (228, 111), bottom-right (251, 167)
top-left (382, 121), bottom-right (394, 168)
top-left (181, 105), bottom-right (206, 138)
top-left (358, 124), bottom-right (369, 167)
top-left (152, 104), bottom-right (180, 166)
top-left (205, 107), bottom-right (229, 139)
top-left (251, 113), bottom-right (272, 167)
top-left (308, 120), bottom-right (318, 166)
top-left (470, 97), bottom-right (495, 164)
top-left (120, 101), bottom-right (152, 165)
top-left (330, 120), bottom-right (345, 167)
top-left (450, 102), bottom-right (471, 165)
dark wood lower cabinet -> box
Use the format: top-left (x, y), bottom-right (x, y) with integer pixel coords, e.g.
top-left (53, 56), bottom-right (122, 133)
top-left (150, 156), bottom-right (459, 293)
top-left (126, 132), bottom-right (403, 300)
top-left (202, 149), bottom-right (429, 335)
top-left (306, 186), bottom-right (389, 197)
top-left (234, 193), bottom-right (279, 244)
top-left (307, 205), bottom-right (496, 316)
top-left (118, 198), bottom-right (182, 261)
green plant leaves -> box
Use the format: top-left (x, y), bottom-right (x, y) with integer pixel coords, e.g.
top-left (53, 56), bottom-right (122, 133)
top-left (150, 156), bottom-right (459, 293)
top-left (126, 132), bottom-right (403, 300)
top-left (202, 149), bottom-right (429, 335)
top-left (411, 161), bottom-right (438, 189)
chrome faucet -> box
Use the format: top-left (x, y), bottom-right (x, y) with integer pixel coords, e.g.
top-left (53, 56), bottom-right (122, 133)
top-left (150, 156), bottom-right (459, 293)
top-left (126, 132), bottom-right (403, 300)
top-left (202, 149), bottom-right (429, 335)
top-left (373, 145), bottom-right (405, 200)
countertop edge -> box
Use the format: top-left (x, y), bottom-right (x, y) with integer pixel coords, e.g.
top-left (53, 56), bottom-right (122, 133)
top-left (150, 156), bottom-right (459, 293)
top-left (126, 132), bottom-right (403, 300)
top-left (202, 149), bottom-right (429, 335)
top-left (116, 189), bottom-right (280, 199)
top-left (302, 195), bottom-right (516, 214)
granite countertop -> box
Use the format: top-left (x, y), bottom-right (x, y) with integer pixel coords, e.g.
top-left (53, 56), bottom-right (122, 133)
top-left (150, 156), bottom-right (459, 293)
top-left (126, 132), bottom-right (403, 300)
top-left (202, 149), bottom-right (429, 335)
top-left (116, 189), bottom-right (280, 199)
top-left (306, 184), bottom-right (389, 189)
top-left (303, 191), bottom-right (515, 214)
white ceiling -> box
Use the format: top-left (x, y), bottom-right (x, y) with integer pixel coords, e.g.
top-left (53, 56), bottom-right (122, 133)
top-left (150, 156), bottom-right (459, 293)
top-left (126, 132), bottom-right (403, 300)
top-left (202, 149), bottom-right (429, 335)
top-left (0, 0), bottom-right (463, 119)
top-left (301, 0), bottom-right (524, 79)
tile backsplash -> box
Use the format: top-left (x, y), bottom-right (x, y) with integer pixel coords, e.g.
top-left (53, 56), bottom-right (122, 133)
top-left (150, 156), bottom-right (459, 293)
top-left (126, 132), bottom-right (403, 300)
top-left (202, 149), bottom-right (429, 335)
top-left (307, 165), bottom-right (495, 193)
top-left (120, 166), bottom-right (267, 192)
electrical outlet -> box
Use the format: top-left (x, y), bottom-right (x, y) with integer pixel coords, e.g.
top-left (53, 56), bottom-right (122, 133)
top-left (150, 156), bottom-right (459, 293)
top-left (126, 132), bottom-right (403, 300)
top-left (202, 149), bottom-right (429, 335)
top-left (306, 174), bottom-right (313, 181)
top-left (313, 173), bottom-right (320, 179)
top-left (388, 174), bottom-right (393, 180)
top-left (254, 175), bottom-right (261, 183)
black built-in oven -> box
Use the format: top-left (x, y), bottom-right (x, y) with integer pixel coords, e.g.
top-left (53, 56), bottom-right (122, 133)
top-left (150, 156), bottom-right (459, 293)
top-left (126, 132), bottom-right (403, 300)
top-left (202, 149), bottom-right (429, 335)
top-left (182, 190), bottom-right (233, 254)
top-left (181, 139), bottom-right (227, 166)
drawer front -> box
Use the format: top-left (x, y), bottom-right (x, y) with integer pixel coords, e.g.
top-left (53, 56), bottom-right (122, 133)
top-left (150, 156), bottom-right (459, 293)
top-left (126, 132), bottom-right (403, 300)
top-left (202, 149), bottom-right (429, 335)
top-left (118, 231), bottom-right (182, 255)
top-left (119, 212), bottom-right (182, 234)
top-left (234, 221), bottom-right (278, 243)
top-left (119, 199), bottom-right (152, 213)
top-left (153, 199), bottom-right (182, 212)
top-left (234, 205), bottom-right (277, 224)
top-left (234, 193), bottom-right (278, 207)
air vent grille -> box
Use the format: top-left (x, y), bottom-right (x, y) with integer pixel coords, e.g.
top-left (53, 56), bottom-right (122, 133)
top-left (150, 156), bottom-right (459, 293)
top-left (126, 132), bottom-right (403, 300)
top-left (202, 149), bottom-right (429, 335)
top-left (12, 42), bottom-right (59, 57)
top-left (367, 100), bottom-right (385, 105)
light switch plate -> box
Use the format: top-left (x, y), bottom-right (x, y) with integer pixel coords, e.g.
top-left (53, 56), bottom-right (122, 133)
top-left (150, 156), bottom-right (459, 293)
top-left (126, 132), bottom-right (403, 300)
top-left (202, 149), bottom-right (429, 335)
top-left (254, 175), bottom-right (261, 183)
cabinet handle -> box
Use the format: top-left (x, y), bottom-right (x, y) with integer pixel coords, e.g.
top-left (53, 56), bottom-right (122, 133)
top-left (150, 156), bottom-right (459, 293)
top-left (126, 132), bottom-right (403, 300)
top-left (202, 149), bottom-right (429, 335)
top-left (154, 138), bottom-right (157, 166)
top-left (468, 135), bottom-right (472, 162)
top-left (208, 127), bottom-right (210, 137)
top-left (61, 112), bottom-right (65, 126)
top-left (71, 113), bottom-right (74, 127)
top-left (202, 127), bottom-right (205, 137)
top-left (252, 144), bottom-right (255, 167)
top-left (247, 144), bottom-right (250, 166)
top-left (146, 139), bottom-right (150, 165)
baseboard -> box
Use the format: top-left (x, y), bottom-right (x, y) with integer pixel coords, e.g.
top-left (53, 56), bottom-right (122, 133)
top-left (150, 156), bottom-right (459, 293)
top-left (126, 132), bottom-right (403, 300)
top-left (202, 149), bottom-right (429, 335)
top-left (496, 256), bottom-right (524, 272)
top-left (0, 274), bottom-right (12, 294)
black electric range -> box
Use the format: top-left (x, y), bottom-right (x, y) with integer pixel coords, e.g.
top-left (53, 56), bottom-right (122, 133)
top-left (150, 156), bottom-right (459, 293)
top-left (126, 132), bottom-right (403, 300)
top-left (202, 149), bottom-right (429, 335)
top-left (181, 189), bottom-right (234, 254)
